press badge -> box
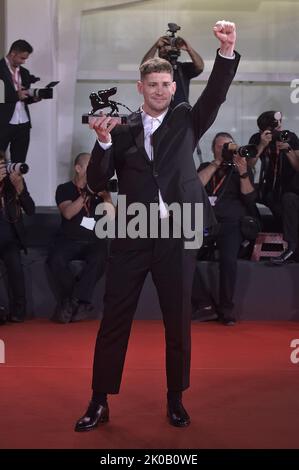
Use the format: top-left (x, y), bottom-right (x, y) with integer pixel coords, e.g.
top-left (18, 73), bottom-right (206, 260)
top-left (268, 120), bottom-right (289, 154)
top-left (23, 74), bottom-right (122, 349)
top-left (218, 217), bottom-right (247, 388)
top-left (209, 196), bottom-right (217, 206)
top-left (80, 217), bottom-right (96, 231)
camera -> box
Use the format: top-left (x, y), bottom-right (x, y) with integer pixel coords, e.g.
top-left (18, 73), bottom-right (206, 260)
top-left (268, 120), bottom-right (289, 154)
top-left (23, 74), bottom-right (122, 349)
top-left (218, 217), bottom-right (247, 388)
top-left (272, 129), bottom-right (291, 143)
top-left (82, 87), bottom-right (131, 124)
top-left (6, 162), bottom-right (29, 175)
top-left (27, 80), bottom-right (59, 100)
top-left (167, 23), bottom-right (181, 49)
top-left (222, 142), bottom-right (257, 165)
top-left (28, 74), bottom-right (40, 84)
top-left (162, 22), bottom-right (182, 65)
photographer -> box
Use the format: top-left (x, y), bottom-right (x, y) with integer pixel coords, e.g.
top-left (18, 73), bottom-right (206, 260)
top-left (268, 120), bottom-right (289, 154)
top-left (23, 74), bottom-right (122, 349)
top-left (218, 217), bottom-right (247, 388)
top-left (141, 25), bottom-right (204, 107)
top-left (192, 132), bottom-right (257, 325)
top-left (248, 111), bottom-right (299, 264)
top-left (0, 150), bottom-right (35, 324)
top-left (0, 40), bottom-right (40, 163)
top-left (47, 152), bottom-right (110, 323)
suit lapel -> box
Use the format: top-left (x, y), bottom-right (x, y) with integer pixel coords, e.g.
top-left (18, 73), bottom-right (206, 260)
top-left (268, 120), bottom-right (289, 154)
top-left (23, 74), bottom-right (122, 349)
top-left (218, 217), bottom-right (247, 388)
top-left (128, 107), bottom-right (172, 166)
top-left (152, 107), bottom-right (172, 164)
top-left (129, 112), bottom-right (152, 164)
top-left (0, 58), bottom-right (15, 91)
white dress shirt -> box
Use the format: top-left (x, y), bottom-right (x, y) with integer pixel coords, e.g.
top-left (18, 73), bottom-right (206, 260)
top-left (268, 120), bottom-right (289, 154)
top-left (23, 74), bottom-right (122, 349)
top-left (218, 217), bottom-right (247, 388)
top-left (98, 108), bottom-right (169, 218)
top-left (141, 109), bottom-right (169, 218)
top-left (5, 57), bottom-right (29, 125)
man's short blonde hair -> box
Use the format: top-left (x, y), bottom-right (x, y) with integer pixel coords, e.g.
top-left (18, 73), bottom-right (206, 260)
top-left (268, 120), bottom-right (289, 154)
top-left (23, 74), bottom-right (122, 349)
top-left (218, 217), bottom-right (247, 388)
top-left (139, 58), bottom-right (173, 80)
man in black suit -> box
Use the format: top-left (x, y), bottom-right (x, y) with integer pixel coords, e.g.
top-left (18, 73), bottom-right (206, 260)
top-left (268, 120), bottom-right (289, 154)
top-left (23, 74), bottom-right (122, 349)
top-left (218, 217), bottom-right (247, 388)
top-left (0, 40), bottom-right (38, 163)
top-left (75, 21), bottom-right (240, 431)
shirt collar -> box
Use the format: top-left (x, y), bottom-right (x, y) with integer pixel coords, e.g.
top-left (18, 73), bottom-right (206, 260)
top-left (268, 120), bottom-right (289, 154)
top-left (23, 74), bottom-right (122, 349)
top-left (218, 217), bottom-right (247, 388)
top-left (5, 56), bottom-right (19, 74)
top-left (140, 107), bottom-right (168, 128)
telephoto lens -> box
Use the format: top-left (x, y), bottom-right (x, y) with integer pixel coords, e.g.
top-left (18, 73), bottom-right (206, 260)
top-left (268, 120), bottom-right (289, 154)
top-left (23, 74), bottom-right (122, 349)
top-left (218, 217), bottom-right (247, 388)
top-left (6, 162), bottom-right (29, 175)
top-left (273, 129), bottom-right (290, 143)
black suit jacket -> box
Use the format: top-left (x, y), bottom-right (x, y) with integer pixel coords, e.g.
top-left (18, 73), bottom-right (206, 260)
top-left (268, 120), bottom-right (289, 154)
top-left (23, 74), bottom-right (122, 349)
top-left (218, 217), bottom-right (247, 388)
top-left (0, 57), bottom-right (34, 127)
top-left (87, 51), bottom-right (240, 250)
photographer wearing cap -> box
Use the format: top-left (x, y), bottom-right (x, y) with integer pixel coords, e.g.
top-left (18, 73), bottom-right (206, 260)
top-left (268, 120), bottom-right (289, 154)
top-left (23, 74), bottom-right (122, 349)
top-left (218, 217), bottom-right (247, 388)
top-left (47, 153), bottom-right (110, 324)
top-left (248, 111), bottom-right (299, 264)
top-left (0, 150), bottom-right (35, 324)
top-left (141, 24), bottom-right (204, 107)
top-left (0, 40), bottom-right (40, 163)
top-left (192, 132), bottom-right (257, 326)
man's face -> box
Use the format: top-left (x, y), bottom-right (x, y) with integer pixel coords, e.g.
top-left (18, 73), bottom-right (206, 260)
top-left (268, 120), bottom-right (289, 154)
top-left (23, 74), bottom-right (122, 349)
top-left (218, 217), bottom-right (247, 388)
top-left (9, 51), bottom-right (30, 68)
top-left (75, 155), bottom-right (90, 180)
top-left (214, 136), bottom-right (234, 161)
top-left (273, 119), bottom-right (282, 131)
top-left (137, 72), bottom-right (176, 116)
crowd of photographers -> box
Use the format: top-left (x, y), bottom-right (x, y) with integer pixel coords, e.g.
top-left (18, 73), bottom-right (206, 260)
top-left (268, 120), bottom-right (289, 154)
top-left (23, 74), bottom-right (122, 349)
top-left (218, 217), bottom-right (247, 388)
top-left (1, 30), bottom-right (299, 327)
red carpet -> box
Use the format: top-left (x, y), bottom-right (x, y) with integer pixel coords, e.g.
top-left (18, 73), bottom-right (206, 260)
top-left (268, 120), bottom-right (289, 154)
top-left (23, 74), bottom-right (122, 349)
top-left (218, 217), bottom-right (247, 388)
top-left (0, 319), bottom-right (299, 449)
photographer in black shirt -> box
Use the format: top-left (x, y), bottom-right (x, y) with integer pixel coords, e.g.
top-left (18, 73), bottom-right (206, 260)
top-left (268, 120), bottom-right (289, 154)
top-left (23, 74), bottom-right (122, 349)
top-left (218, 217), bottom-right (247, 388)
top-left (0, 150), bottom-right (35, 324)
top-left (141, 30), bottom-right (204, 107)
top-left (47, 152), bottom-right (110, 323)
top-left (248, 111), bottom-right (299, 264)
top-left (192, 132), bottom-right (257, 325)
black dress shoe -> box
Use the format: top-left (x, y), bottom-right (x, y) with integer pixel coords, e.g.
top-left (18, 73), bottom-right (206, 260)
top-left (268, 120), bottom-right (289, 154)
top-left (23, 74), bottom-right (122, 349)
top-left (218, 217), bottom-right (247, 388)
top-left (270, 249), bottom-right (294, 265)
top-left (0, 306), bottom-right (7, 325)
top-left (192, 305), bottom-right (218, 322)
top-left (8, 315), bottom-right (25, 323)
top-left (71, 302), bottom-right (93, 322)
top-left (167, 401), bottom-right (190, 427)
top-left (51, 298), bottom-right (77, 324)
top-left (75, 401), bottom-right (109, 432)
top-left (222, 316), bottom-right (236, 326)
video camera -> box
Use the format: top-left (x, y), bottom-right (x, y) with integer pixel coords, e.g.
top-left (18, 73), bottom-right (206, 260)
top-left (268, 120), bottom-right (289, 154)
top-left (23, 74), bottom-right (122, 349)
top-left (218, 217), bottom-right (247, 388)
top-left (27, 75), bottom-right (59, 99)
top-left (163, 22), bottom-right (182, 66)
top-left (222, 142), bottom-right (257, 165)
top-left (6, 162), bottom-right (29, 175)
top-left (82, 87), bottom-right (131, 125)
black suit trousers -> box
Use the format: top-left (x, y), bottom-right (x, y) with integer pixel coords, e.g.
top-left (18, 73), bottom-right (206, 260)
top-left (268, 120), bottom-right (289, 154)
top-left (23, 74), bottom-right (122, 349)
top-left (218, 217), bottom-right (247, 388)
top-left (0, 122), bottom-right (30, 163)
top-left (0, 240), bottom-right (26, 318)
top-left (92, 237), bottom-right (196, 394)
top-left (192, 221), bottom-right (242, 316)
top-left (47, 237), bottom-right (108, 303)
